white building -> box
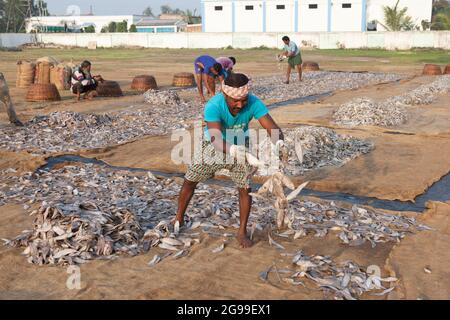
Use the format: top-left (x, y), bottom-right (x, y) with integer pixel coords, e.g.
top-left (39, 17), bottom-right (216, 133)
top-left (25, 15), bottom-right (146, 33)
top-left (201, 0), bottom-right (433, 32)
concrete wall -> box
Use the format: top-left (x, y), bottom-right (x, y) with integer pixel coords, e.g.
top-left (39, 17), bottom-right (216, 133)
top-left (235, 1), bottom-right (264, 32)
top-left (331, 0), bottom-right (363, 32)
top-left (299, 0), bottom-right (328, 32)
top-left (204, 1), bottom-right (233, 32)
top-left (1, 32), bottom-right (449, 50)
top-left (265, 0), bottom-right (296, 32)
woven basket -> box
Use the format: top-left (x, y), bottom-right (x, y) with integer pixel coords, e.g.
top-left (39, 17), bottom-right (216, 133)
top-left (50, 64), bottom-right (72, 90)
top-left (26, 83), bottom-right (61, 102)
top-left (96, 81), bottom-right (123, 97)
top-left (302, 61), bottom-right (320, 72)
top-left (16, 60), bottom-right (36, 88)
top-left (131, 75), bottom-right (158, 91)
top-left (35, 61), bottom-right (52, 84)
top-left (422, 64), bottom-right (442, 76)
top-left (173, 72), bottom-right (195, 87)
top-left (444, 64), bottom-right (450, 75)
top-left (36, 56), bottom-right (59, 65)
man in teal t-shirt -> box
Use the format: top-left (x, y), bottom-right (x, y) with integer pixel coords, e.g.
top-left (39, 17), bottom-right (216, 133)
top-left (278, 35), bottom-right (303, 84)
top-left (175, 73), bottom-right (287, 248)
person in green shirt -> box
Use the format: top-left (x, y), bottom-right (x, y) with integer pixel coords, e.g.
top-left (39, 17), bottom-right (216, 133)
top-left (278, 36), bottom-right (303, 84)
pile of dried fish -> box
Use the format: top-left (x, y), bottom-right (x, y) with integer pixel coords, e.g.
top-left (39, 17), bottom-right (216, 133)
top-left (260, 250), bottom-right (398, 300)
top-left (386, 75), bottom-right (450, 106)
top-left (258, 126), bottom-right (374, 176)
top-left (0, 107), bottom-right (203, 153)
top-left (333, 76), bottom-right (450, 127)
top-left (1, 163), bottom-right (428, 266)
top-left (333, 98), bottom-right (408, 127)
top-left (143, 89), bottom-right (181, 105)
top-left (251, 71), bottom-right (401, 103)
top-left (5, 203), bottom-right (143, 265)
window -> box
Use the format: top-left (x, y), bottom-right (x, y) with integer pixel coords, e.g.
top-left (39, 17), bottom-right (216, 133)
top-left (309, 4), bottom-right (318, 9)
top-left (342, 3), bottom-right (352, 8)
top-left (214, 6), bottom-right (223, 11)
top-left (156, 27), bottom-right (174, 33)
top-left (276, 5), bottom-right (285, 10)
top-left (245, 5), bottom-right (254, 10)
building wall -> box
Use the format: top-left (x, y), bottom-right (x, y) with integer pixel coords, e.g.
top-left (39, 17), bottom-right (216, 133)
top-left (366, 0), bottom-right (433, 31)
top-left (265, 0), bottom-right (296, 32)
top-left (331, 0), bottom-right (363, 32)
top-left (234, 1), bottom-right (264, 32)
top-left (202, 0), bottom-right (432, 32)
top-left (204, 1), bottom-right (233, 32)
top-left (299, 0), bottom-right (329, 32)
top-left (25, 15), bottom-right (143, 33)
top-left (2, 31), bottom-right (449, 50)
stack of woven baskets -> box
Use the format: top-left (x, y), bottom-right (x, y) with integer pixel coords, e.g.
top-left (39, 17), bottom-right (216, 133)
top-left (173, 72), bottom-right (195, 87)
top-left (444, 64), bottom-right (450, 75)
top-left (302, 61), bottom-right (320, 72)
top-left (422, 64), bottom-right (442, 75)
top-left (50, 64), bottom-right (72, 90)
top-left (16, 60), bottom-right (36, 88)
top-left (26, 83), bottom-right (61, 102)
top-left (131, 75), bottom-right (158, 91)
top-left (96, 81), bottom-right (123, 97)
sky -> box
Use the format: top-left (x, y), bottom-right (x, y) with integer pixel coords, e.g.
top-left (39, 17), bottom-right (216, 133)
top-left (44, 0), bottom-right (201, 16)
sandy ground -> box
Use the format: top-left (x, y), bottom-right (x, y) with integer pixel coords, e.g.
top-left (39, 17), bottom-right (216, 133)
top-left (0, 48), bottom-right (449, 300)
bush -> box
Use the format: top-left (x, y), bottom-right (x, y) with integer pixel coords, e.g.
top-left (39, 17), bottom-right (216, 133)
top-left (129, 24), bottom-right (137, 32)
top-left (108, 22), bottom-right (117, 32)
top-left (117, 20), bottom-right (128, 32)
top-left (84, 25), bottom-right (96, 33)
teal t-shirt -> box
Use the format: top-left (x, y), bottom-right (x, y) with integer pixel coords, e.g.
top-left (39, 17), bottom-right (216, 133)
top-left (204, 93), bottom-right (269, 145)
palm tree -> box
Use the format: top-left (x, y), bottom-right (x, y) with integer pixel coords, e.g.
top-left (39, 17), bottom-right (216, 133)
top-left (142, 6), bottom-right (154, 17)
top-left (383, 0), bottom-right (415, 31)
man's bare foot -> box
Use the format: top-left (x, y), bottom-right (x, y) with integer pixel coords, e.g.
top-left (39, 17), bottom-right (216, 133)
top-left (283, 80), bottom-right (289, 84)
top-left (237, 233), bottom-right (253, 248)
top-left (173, 214), bottom-right (185, 227)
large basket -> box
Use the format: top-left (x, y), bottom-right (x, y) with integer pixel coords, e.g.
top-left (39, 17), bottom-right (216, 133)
top-left (35, 61), bottom-right (52, 84)
top-left (16, 60), bottom-right (36, 88)
top-left (131, 75), bottom-right (158, 91)
top-left (96, 81), bottom-right (123, 97)
top-left (302, 61), bottom-right (320, 72)
top-left (422, 64), bottom-right (442, 76)
top-left (173, 72), bottom-right (195, 87)
top-left (26, 83), bottom-right (61, 102)
top-left (50, 64), bottom-right (72, 90)
top-left (444, 64), bottom-right (450, 75)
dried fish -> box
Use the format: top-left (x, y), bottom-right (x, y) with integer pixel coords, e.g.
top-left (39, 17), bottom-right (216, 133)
top-left (212, 243), bottom-right (225, 254)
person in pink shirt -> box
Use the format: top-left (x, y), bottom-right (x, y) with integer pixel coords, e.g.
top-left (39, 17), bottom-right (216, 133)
top-left (216, 56), bottom-right (236, 72)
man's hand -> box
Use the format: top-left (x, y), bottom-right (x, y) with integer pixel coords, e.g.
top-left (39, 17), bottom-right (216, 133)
top-left (230, 145), bottom-right (265, 167)
top-left (274, 140), bottom-right (289, 163)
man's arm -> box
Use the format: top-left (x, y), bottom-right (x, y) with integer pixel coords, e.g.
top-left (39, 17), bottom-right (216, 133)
top-left (207, 121), bottom-right (230, 154)
top-left (258, 114), bottom-right (284, 144)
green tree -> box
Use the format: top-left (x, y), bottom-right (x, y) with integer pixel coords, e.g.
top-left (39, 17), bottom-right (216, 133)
top-left (1, 0), bottom-right (50, 32)
top-left (108, 21), bottom-right (117, 32)
top-left (431, 0), bottom-right (450, 30)
top-left (101, 26), bottom-right (108, 33)
top-left (382, 0), bottom-right (417, 31)
top-left (431, 12), bottom-right (450, 30)
top-left (83, 25), bottom-right (95, 33)
top-left (160, 5), bottom-right (172, 14)
top-left (116, 20), bottom-right (128, 32)
top-left (129, 24), bottom-right (137, 32)
top-left (142, 6), bottom-right (154, 17)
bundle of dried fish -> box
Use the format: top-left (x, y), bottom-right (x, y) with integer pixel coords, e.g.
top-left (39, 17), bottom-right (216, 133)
top-left (251, 171), bottom-right (309, 229)
top-left (143, 89), bottom-right (181, 105)
top-left (258, 126), bottom-right (374, 176)
top-left (333, 98), bottom-right (408, 127)
top-left (5, 202), bottom-right (143, 265)
top-left (261, 250), bottom-right (398, 300)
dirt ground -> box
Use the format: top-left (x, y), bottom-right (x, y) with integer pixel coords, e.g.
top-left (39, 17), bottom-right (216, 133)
top-left (0, 48), bottom-right (449, 300)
